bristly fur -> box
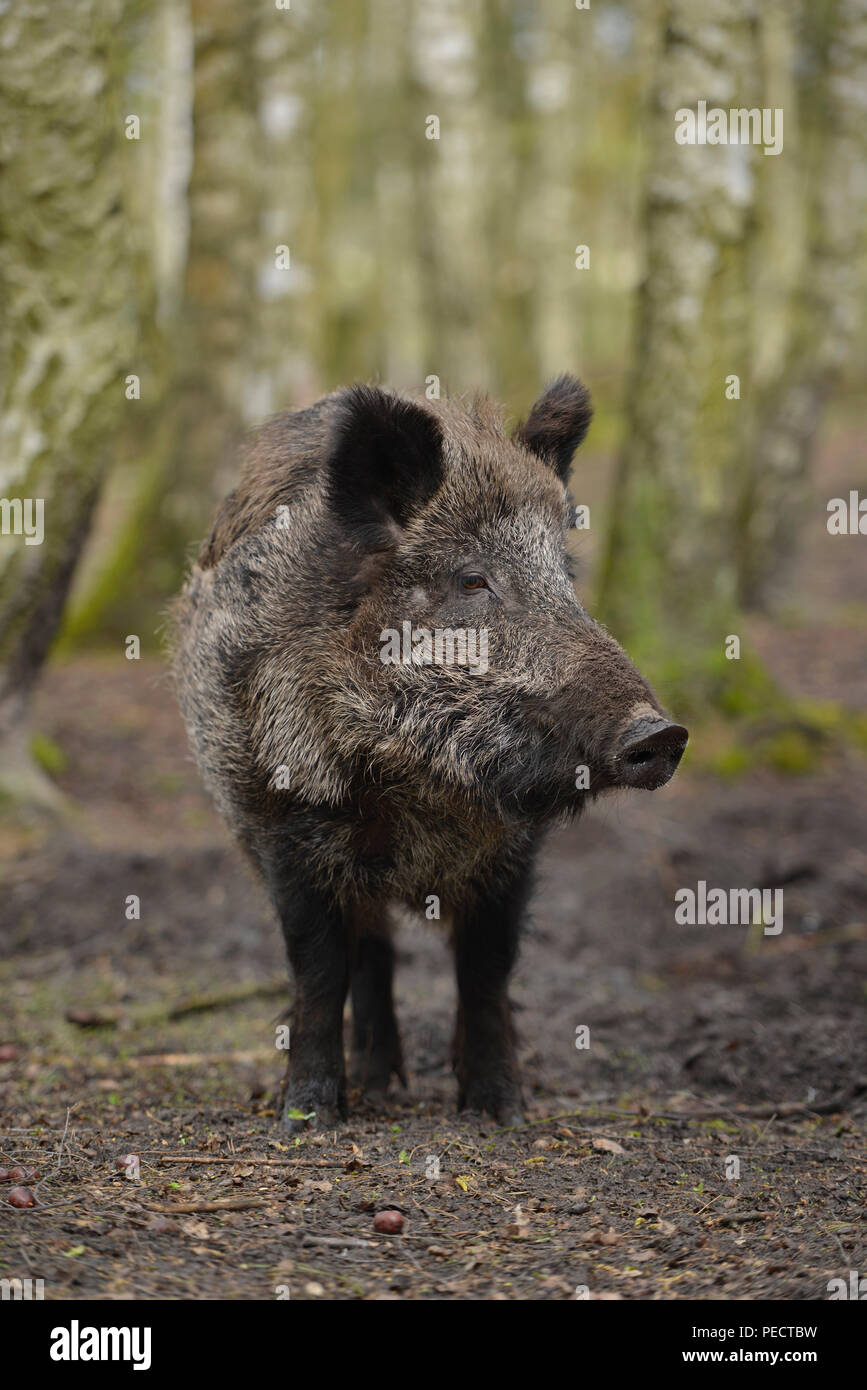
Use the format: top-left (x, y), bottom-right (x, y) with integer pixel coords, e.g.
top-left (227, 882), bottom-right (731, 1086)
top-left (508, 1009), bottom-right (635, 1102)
top-left (168, 376), bottom-right (671, 1127)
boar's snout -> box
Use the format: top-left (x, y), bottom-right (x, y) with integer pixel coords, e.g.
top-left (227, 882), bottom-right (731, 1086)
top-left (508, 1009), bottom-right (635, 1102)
top-left (614, 716), bottom-right (688, 791)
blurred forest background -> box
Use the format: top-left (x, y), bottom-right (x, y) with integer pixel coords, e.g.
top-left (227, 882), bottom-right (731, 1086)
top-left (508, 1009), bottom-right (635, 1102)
top-left (1, 0), bottom-right (866, 809)
top-left (3, 5), bottom-right (867, 1306)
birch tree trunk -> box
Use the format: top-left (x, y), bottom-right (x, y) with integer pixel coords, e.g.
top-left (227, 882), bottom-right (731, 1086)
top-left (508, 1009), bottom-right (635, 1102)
top-left (0, 0), bottom-right (135, 808)
top-left (597, 0), bottom-right (761, 700)
top-left (741, 0), bottom-right (867, 608)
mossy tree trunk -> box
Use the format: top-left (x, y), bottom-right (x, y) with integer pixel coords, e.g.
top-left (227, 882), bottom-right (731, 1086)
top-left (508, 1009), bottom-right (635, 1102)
top-left (69, 0), bottom-right (263, 642)
top-left (0, 0), bottom-right (135, 808)
top-left (58, 0), bottom-right (187, 651)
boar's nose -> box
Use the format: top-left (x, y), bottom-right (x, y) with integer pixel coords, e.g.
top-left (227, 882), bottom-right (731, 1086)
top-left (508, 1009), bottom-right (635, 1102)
top-left (616, 717), bottom-right (688, 790)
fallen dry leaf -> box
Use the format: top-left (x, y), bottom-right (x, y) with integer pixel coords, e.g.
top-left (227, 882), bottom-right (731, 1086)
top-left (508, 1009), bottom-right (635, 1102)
top-left (593, 1137), bottom-right (625, 1156)
top-left (181, 1220), bottom-right (211, 1238)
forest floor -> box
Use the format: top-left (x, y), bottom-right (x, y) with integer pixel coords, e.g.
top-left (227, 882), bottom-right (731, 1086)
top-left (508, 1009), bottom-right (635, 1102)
top-left (0, 433), bottom-right (865, 1301)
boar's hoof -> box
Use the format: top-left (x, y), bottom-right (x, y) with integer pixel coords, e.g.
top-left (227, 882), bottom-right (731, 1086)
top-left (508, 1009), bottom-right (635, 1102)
top-left (458, 1081), bottom-right (524, 1128)
top-left (282, 1082), bottom-right (347, 1133)
top-left (350, 1045), bottom-right (406, 1096)
top-left (283, 1102), bottom-right (345, 1134)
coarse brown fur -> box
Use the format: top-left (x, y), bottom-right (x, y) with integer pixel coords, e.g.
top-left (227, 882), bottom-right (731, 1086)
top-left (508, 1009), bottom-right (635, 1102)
top-left (169, 377), bottom-right (687, 1127)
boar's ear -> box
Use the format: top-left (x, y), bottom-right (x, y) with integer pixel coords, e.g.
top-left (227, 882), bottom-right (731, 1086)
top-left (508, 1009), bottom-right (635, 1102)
top-left (326, 385), bottom-right (444, 547)
top-left (514, 375), bottom-right (593, 482)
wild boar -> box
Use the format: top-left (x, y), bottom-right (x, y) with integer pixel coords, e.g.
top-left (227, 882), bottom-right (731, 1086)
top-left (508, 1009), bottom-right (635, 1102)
top-left (170, 377), bottom-right (687, 1128)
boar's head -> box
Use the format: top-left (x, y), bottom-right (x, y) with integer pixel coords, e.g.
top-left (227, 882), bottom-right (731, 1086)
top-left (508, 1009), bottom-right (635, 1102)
top-left (323, 377), bottom-right (687, 822)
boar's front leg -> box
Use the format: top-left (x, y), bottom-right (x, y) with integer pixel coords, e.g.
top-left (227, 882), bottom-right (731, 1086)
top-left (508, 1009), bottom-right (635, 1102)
top-left (265, 867), bottom-right (351, 1132)
top-left (452, 866), bottom-right (533, 1126)
top-left (350, 907), bottom-right (406, 1093)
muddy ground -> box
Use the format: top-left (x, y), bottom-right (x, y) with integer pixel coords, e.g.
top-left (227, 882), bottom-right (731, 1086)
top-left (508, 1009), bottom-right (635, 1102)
top-left (0, 435), bottom-right (865, 1301)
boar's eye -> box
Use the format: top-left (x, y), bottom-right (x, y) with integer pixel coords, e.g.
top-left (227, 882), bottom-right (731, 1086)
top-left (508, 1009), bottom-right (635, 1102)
top-left (459, 573), bottom-right (488, 593)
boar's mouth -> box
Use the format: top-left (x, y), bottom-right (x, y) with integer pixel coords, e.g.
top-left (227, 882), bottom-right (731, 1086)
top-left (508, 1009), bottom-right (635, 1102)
top-left (371, 668), bottom-right (687, 823)
top-left (500, 696), bottom-right (688, 808)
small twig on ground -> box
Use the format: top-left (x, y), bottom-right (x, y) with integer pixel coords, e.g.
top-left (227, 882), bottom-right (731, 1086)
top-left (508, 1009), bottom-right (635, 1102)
top-left (300, 1235), bottom-right (377, 1250)
top-left (126, 1050), bottom-right (273, 1068)
top-left (716, 1211), bottom-right (771, 1226)
top-left (156, 1155), bottom-right (294, 1166)
top-left (167, 979), bottom-right (287, 1020)
top-left (143, 1197), bottom-right (271, 1214)
top-left (55, 1108), bottom-right (72, 1173)
top-left (693, 1194), bottom-right (726, 1219)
